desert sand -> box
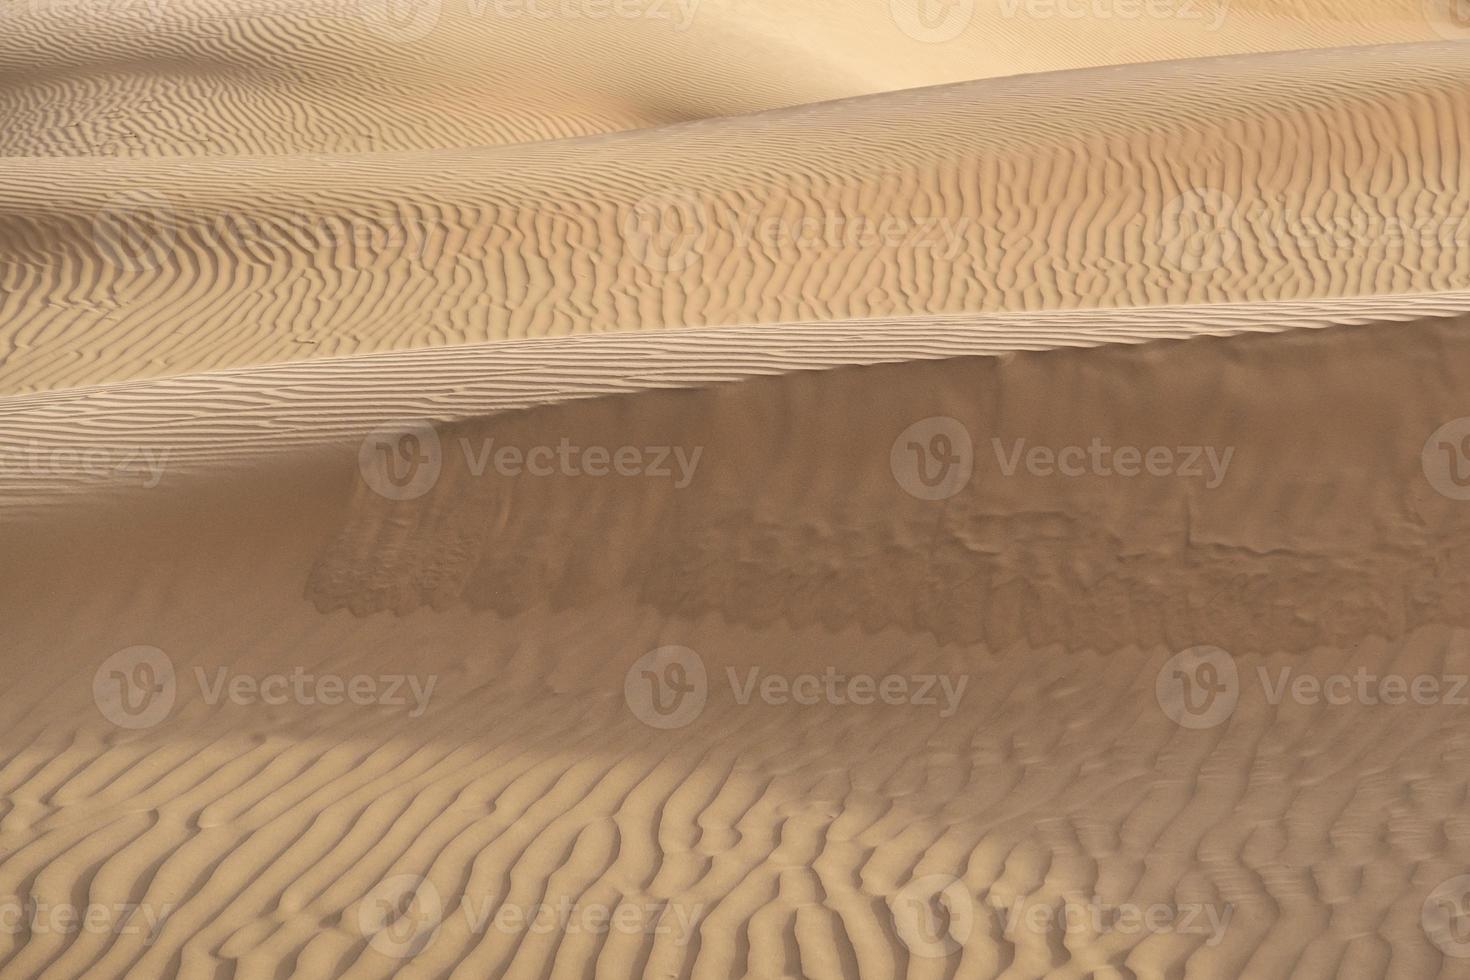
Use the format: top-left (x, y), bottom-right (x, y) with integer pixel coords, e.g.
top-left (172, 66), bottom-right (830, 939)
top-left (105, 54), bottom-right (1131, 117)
top-left (4, 2), bottom-right (1470, 978)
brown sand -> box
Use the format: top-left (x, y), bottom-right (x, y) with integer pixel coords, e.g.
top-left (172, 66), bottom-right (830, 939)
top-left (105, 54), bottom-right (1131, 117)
top-left (4, 7), bottom-right (1470, 980)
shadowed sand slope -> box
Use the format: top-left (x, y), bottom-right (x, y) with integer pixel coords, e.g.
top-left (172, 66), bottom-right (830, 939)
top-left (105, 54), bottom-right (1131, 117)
top-left (7, 303), bottom-right (1470, 976)
top-left (3, 42), bottom-right (1470, 393)
top-left (0, 0), bottom-right (1458, 157)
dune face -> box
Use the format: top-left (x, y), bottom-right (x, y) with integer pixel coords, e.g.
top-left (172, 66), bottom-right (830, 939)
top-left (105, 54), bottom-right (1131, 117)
top-left (5, 5), bottom-right (1470, 980)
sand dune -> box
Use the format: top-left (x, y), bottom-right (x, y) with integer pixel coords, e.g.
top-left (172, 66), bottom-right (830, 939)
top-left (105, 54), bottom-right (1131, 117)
top-left (7, 2), bottom-right (1470, 978)
top-left (8, 301), bottom-right (1470, 976)
top-left (4, 42), bottom-right (1470, 393)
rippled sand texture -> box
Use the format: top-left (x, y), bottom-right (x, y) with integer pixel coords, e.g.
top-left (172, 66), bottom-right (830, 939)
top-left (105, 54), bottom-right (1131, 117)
top-left (9, 301), bottom-right (1470, 979)
top-left (5, 4), bottom-right (1470, 980)
top-left (1, 0), bottom-right (1455, 157)
top-left (3, 43), bottom-right (1470, 392)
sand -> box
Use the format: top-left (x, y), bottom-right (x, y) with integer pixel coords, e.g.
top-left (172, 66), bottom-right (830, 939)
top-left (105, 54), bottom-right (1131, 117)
top-left (4, 5), bottom-right (1470, 979)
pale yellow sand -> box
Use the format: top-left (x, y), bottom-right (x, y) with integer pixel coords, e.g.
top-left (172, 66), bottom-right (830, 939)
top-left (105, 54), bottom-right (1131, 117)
top-left (3, 42), bottom-right (1470, 393)
top-left (6, 5), bottom-right (1470, 979)
top-left (0, 0), bottom-right (1455, 157)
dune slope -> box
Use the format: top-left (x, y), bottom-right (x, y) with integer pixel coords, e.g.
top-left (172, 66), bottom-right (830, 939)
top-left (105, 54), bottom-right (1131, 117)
top-left (7, 301), bottom-right (1470, 977)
